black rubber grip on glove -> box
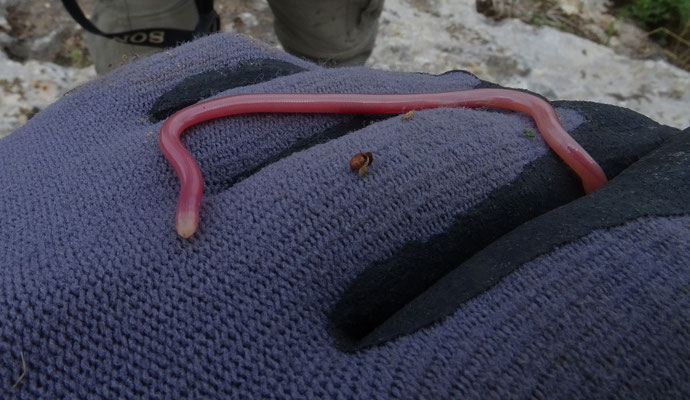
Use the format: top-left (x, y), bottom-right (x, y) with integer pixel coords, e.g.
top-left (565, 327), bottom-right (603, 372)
top-left (329, 102), bottom-right (680, 352)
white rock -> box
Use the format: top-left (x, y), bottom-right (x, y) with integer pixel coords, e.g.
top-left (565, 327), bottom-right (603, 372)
top-left (369, 0), bottom-right (690, 129)
top-left (0, 15), bottom-right (10, 32)
top-left (1, 0), bottom-right (689, 140)
top-left (0, 50), bottom-right (95, 138)
top-left (239, 12), bottom-right (259, 27)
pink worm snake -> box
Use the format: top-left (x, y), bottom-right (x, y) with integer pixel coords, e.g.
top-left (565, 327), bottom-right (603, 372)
top-left (160, 89), bottom-right (607, 238)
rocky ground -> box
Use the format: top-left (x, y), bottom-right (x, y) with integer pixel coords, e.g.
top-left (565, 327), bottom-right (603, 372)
top-left (1, 0), bottom-right (689, 139)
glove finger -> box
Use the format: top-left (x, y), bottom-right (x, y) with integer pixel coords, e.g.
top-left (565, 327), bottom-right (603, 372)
top-left (363, 128), bottom-right (689, 356)
top-left (330, 99), bottom-right (677, 349)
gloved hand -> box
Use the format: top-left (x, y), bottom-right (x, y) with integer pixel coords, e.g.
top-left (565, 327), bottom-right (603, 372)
top-left (1, 33), bottom-right (687, 399)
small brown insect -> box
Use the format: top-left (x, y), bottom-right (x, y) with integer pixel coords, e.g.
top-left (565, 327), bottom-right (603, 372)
top-left (349, 152), bottom-right (373, 176)
top-left (403, 110), bottom-right (415, 120)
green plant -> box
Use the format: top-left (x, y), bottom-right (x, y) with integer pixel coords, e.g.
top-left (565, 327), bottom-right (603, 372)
top-left (70, 48), bottom-right (83, 66)
top-left (615, 0), bottom-right (690, 71)
top-left (617, 0), bottom-right (690, 30)
top-left (605, 20), bottom-right (618, 45)
top-left (523, 128), bottom-right (536, 138)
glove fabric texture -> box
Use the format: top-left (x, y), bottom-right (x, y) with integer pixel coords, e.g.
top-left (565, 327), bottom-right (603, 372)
top-left (1, 33), bottom-right (688, 399)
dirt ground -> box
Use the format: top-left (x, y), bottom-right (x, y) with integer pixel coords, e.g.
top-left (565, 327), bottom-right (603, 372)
top-left (0, 0), bottom-right (663, 69)
top-left (1, 0), bottom-right (689, 135)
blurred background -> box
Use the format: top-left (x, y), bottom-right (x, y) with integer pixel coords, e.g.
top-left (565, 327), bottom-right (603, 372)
top-left (1, 0), bottom-right (689, 138)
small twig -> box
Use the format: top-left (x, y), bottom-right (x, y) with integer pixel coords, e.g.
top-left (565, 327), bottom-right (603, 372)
top-left (680, 20), bottom-right (690, 38)
top-left (662, 48), bottom-right (679, 61)
top-left (11, 351), bottom-right (27, 389)
top-left (647, 27), bottom-right (690, 48)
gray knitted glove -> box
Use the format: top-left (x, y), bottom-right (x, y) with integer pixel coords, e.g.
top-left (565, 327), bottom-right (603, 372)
top-left (1, 33), bottom-right (687, 399)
